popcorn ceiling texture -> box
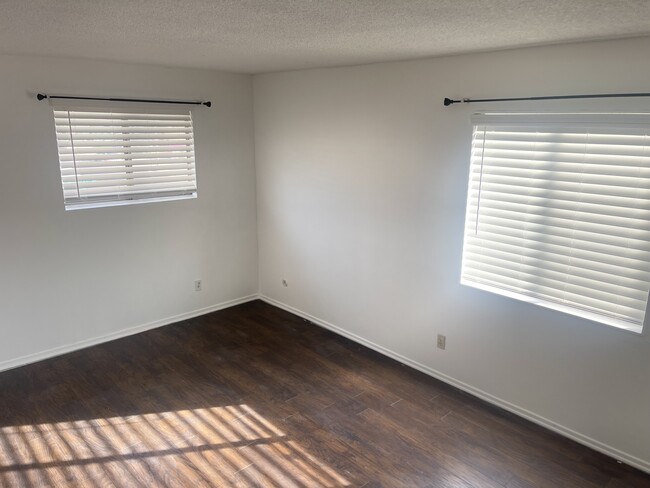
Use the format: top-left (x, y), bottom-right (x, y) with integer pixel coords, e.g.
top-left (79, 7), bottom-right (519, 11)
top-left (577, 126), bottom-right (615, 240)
top-left (1, 0), bottom-right (650, 73)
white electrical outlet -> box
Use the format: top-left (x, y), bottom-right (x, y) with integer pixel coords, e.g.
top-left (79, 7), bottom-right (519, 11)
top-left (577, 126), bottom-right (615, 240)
top-left (437, 334), bottom-right (446, 350)
top-left (194, 280), bottom-right (202, 291)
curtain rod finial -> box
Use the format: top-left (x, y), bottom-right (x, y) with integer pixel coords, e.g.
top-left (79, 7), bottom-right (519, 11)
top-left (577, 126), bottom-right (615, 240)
top-left (444, 97), bottom-right (459, 106)
top-left (203, 101), bottom-right (212, 108)
top-left (37, 93), bottom-right (47, 101)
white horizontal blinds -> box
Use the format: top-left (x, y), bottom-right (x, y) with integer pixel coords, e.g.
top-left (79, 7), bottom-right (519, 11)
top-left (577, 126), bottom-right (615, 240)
top-left (461, 113), bottom-right (650, 330)
top-left (54, 108), bottom-right (197, 208)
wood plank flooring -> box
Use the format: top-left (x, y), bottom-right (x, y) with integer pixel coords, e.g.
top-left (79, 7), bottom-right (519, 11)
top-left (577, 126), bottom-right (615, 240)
top-left (0, 300), bottom-right (648, 487)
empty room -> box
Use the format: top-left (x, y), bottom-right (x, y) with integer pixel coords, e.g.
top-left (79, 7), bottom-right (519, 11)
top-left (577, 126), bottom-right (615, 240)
top-left (2, 1), bottom-right (650, 486)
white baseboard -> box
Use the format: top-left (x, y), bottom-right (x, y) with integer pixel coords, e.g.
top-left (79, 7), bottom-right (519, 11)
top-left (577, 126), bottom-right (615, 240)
top-left (0, 294), bottom-right (259, 374)
top-left (259, 294), bottom-right (650, 475)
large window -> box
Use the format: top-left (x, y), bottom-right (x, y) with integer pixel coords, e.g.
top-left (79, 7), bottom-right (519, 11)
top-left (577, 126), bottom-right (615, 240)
top-left (461, 113), bottom-right (650, 333)
top-left (53, 106), bottom-right (198, 210)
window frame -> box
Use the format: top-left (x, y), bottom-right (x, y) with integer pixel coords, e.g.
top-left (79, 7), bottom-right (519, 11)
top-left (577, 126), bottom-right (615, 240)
top-left (51, 101), bottom-right (199, 211)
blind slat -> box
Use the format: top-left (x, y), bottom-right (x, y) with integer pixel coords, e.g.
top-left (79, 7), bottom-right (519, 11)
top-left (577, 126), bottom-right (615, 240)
top-left (465, 224), bottom-right (650, 266)
top-left (463, 251), bottom-right (650, 300)
top-left (61, 164), bottom-right (196, 176)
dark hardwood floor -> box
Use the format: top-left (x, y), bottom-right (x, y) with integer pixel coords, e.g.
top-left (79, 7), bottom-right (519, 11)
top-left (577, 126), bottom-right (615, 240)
top-left (0, 300), bottom-right (648, 487)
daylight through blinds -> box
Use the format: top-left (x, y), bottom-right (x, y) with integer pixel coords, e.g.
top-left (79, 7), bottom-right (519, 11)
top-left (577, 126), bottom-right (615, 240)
top-left (54, 108), bottom-right (197, 209)
top-left (461, 113), bottom-right (650, 332)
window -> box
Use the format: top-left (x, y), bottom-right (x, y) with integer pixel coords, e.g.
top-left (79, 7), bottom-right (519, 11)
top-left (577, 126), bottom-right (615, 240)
top-left (461, 113), bottom-right (650, 333)
top-left (53, 105), bottom-right (197, 210)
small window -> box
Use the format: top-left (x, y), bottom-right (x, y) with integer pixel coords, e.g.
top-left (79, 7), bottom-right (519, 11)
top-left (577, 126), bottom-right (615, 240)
top-left (461, 112), bottom-right (650, 333)
top-left (53, 106), bottom-right (197, 210)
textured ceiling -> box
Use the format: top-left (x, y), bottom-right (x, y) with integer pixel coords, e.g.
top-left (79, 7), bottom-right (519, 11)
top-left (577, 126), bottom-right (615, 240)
top-left (1, 0), bottom-right (650, 73)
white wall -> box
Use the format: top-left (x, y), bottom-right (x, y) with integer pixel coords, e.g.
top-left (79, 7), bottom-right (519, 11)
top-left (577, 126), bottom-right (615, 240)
top-left (254, 37), bottom-right (650, 470)
top-left (0, 54), bottom-right (258, 369)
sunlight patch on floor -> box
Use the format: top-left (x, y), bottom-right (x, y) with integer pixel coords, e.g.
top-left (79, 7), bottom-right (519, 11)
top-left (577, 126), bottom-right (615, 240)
top-left (0, 404), bottom-right (350, 487)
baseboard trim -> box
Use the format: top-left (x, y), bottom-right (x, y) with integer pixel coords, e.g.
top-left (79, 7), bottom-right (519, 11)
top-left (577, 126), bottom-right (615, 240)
top-left (259, 294), bottom-right (650, 475)
top-left (0, 294), bottom-right (259, 374)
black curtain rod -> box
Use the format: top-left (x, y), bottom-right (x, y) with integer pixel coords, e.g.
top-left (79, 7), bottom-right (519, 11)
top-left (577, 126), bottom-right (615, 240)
top-left (443, 92), bottom-right (650, 107)
top-left (37, 93), bottom-right (211, 107)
